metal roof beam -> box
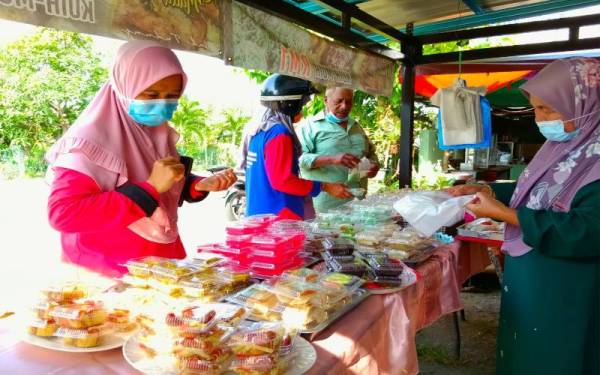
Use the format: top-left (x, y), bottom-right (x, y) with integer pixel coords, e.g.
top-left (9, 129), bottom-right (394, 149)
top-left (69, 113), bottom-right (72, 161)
top-left (314, 0), bottom-right (418, 45)
top-left (410, 0), bottom-right (600, 35)
top-left (418, 12), bottom-right (600, 44)
top-left (462, 0), bottom-right (486, 15)
top-left (235, 0), bottom-right (400, 60)
top-left (421, 12), bottom-right (600, 45)
top-left (417, 36), bottom-right (600, 64)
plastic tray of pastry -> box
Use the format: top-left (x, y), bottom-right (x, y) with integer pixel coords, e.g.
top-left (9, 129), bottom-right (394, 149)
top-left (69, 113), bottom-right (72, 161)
top-left (323, 250), bottom-right (355, 263)
top-left (41, 282), bottom-right (88, 304)
top-left (49, 301), bottom-right (108, 329)
top-left (298, 288), bottom-right (370, 334)
top-left (225, 284), bottom-right (284, 322)
top-left (225, 220), bottom-right (266, 236)
top-left (281, 268), bottom-right (322, 283)
top-left (150, 259), bottom-right (207, 284)
top-left (321, 238), bottom-right (354, 254)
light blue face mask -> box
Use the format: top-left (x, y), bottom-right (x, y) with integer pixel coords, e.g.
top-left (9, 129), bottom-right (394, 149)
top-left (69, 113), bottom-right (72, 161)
top-left (326, 111), bottom-right (349, 124)
top-left (128, 99), bottom-right (179, 127)
top-left (537, 120), bottom-right (580, 142)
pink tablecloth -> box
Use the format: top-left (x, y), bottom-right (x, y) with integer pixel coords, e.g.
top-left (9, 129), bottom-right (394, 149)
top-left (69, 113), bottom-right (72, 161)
top-left (0, 242), bottom-right (489, 375)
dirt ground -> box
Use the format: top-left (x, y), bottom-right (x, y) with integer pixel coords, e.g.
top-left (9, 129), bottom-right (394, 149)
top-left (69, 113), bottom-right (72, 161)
top-left (417, 270), bottom-right (501, 375)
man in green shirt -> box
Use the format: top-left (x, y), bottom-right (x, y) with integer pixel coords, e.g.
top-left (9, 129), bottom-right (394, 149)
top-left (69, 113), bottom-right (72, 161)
top-left (298, 87), bottom-right (380, 212)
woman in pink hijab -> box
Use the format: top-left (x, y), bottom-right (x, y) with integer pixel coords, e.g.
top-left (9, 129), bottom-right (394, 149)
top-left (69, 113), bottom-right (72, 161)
top-left (46, 41), bottom-right (236, 277)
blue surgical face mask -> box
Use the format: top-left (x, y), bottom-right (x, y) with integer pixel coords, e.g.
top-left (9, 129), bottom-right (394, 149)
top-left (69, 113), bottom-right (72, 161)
top-left (326, 111), bottom-right (349, 124)
top-left (537, 120), bottom-right (580, 142)
top-left (536, 109), bottom-right (600, 142)
top-left (128, 99), bottom-right (179, 127)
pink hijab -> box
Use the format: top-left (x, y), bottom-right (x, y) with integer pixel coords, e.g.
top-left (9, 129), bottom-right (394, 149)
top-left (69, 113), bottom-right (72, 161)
top-left (46, 41), bottom-right (188, 243)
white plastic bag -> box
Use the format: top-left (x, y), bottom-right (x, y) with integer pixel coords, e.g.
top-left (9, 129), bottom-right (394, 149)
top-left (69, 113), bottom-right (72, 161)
top-left (348, 157), bottom-right (374, 184)
top-left (393, 191), bottom-right (475, 236)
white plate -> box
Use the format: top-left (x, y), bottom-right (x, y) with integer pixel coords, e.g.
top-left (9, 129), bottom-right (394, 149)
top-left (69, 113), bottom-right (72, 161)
top-left (22, 330), bottom-right (133, 353)
top-left (123, 333), bottom-right (317, 375)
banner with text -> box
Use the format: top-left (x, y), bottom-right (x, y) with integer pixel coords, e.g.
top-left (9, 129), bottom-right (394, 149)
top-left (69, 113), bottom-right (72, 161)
top-left (0, 0), bottom-right (224, 56)
top-left (230, 2), bottom-right (395, 96)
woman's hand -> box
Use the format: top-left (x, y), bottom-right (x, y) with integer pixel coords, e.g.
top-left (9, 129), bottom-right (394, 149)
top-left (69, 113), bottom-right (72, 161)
top-left (465, 192), bottom-right (519, 225)
top-left (195, 169), bottom-right (237, 192)
top-left (322, 182), bottom-right (353, 199)
top-left (444, 184), bottom-right (492, 197)
top-left (147, 157), bottom-right (185, 193)
top-left (366, 163), bottom-right (380, 178)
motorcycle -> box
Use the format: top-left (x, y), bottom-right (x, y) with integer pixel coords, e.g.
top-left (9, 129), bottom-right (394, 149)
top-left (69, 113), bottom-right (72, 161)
top-left (207, 166), bottom-right (246, 221)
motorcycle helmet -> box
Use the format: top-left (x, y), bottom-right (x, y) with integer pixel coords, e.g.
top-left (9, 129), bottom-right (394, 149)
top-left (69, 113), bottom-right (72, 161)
top-left (260, 74), bottom-right (317, 117)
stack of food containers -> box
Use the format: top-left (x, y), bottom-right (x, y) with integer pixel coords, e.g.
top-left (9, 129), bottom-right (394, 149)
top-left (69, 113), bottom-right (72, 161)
top-left (198, 215), bottom-right (306, 278)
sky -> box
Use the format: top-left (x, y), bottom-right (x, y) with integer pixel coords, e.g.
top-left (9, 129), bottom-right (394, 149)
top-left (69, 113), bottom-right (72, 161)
top-left (0, 3), bottom-right (599, 110)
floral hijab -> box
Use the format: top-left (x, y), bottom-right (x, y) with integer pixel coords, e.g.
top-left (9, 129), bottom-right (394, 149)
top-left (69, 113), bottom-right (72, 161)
top-left (502, 58), bottom-right (600, 257)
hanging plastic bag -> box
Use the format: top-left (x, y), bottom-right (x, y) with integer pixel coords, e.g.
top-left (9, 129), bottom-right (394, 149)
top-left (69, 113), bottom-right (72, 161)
top-left (393, 191), bottom-right (475, 236)
top-left (437, 96), bottom-right (492, 150)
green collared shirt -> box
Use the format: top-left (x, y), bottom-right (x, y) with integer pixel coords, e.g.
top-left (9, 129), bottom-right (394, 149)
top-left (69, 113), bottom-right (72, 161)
top-left (298, 112), bottom-right (379, 212)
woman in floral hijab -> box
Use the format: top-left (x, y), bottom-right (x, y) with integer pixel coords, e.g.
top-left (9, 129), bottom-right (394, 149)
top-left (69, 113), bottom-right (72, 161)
top-left (449, 58), bottom-right (599, 375)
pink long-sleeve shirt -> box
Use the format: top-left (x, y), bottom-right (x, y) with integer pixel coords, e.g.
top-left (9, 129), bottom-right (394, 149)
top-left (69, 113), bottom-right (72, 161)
top-left (48, 167), bottom-right (206, 277)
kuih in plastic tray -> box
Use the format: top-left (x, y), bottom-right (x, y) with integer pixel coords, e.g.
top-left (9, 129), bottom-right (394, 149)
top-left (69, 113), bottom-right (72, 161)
top-left (282, 268), bottom-right (321, 283)
top-left (364, 254), bottom-right (404, 275)
top-left (321, 238), bottom-right (354, 254)
top-left (323, 250), bottom-right (355, 263)
top-left (228, 321), bottom-right (285, 356)
top-left (41, 282), bottom-right (88, 304)
top-left (27, 318), bottom-right (58, 337)
top-left (325, 257), bottom-right (367, 277)
top-left (49, 301), bottom-right (108, 329)
top-left (225, 221), bottom-right (265, 236)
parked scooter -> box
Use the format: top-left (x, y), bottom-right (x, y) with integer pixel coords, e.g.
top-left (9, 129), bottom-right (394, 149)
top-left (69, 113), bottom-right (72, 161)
top-left (207, 166), bottom-right (246, 221)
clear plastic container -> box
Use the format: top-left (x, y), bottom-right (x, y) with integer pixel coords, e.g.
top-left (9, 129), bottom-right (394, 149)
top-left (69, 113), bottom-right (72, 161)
top-left (225, 234), bottom-right (252, 249)
top-left (107, 309), bottom-right (136, 333)
top-left (32, 300), bottom-right (58, 320)
top-left (366, 271), bottom-right (405, 285)
top-left (282, 268), bottom-right (321, 283)
top-left (325, 258), bottom-right (367, 277)
top-left (179, 276), bottom-right (223, 302)
top-left (228, 321), bottom-right (285, 356)
top-left (150, 259), bottom-right (205, 284)
top-left (365, 255), bottom-right (404, 276)
top-left (123, 257), bottom-right (167, 279)
top-left (248, 247), bottom-right (300, 263)
top-left (41, 282), bottom-right (87, 304)
top-left (27, 318), bottom-right (58, 337)
top-left (319, 272), bottom-right (364, 293)
top-left (244, 213), bottom-right (279, 226)
top-left (54, 324), bottom-right (112, 348)
top-left (172, 325), bottom-right (234, 360)
top-left (355, 231), bottom-right (382, 247)
top-left (321, 238), bottom-right (354, 254)
top-left (225, 221), bottom-right (265, 236)
top-left (230, 354), bottom-right (281, 375)
top-left (227, 285), bottom-right (282, 321)
top-left (248, 234), bottom-right (293, 252)
top-left (323, 250), bottom-right (355, 263)
top-left (281, 303), bottom-right (328, 329)
top-left (250, 257), bottom-right (297, 278)
top-left (176, 356), bottom-right (225, 375)
top-left (49, 301), bottom-right (108, 329)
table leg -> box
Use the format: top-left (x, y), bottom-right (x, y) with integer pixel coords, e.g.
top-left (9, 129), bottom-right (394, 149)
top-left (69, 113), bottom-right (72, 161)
top-left (453, 311), bottom-right (461, 359)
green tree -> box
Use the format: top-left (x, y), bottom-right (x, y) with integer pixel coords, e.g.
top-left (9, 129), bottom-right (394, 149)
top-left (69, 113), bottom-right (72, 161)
top-left (0, 28), bottom-right (107, 177)
top-left (170, 96), bottom-right (250, 169)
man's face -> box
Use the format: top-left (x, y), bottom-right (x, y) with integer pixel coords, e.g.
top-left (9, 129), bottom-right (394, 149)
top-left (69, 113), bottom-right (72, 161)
top-left (325, 88), bottom-right (354, 120)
